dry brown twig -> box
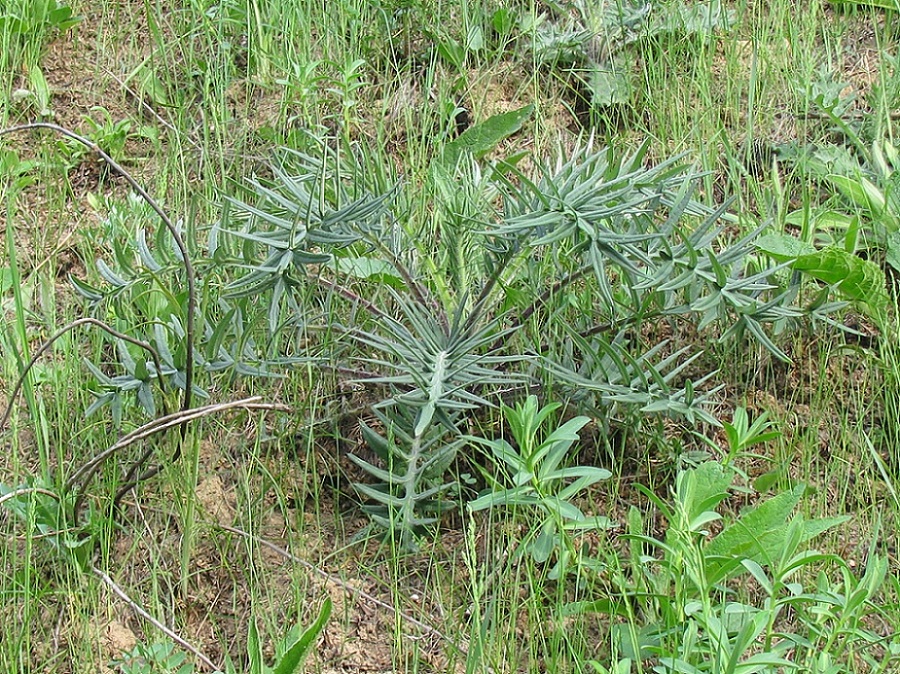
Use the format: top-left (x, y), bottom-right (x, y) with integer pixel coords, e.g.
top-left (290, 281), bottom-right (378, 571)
top-left (67, 397), bottom-right (290, 521)
top-left (92, 565), bottom-right (219, 671)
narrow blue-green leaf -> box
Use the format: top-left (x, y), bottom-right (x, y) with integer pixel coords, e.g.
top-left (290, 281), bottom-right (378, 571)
top-left (354, 482), bottom-right (405, 507)
top-left (95, 258), bottom-right (129, 287)
top-left (347, 454), bottom-right (402, 485)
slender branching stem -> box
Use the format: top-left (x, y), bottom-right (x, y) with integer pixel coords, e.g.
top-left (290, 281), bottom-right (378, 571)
top-left (365, 236), bottom-right (448, 333)
top-left (463, 246), bottom-right (520, 336)
top-left (315, 274), bottom-right (394, 323)
top-left (520, 265), bottom-right (593, 327)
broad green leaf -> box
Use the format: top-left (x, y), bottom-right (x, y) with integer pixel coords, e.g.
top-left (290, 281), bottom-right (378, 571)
top-left (0, 267), bottom-right (12, 294)
top-left (705, 485), bottom-right (804, 562)
top-left (438, 104), bottom-right (533, 169)
top-left (49, 7), bottom-right (81, 32)
top-left (435, 36), bottom-right (466, 68)
top-left (29, 64), bottom-right (52, 115)
top-left (531, 520), bottom-right (556, 563)
top-left (887, 231), bottom-right (900, 271)
top-left (247, 619), bottom-right (263, 674)
top-left (134, 63), bottom-right (170, 107)
top-left (564, 515), bottom-right (614, 531)
top-left (689, 510), bottom-right (722, 533)
top-left (827, 174), bottom-right (887, 214)
top-left (784, 209), bottom-right (857, 237)
top-left (0, 17), bottom-right (26, 34)
top-left (329, 256), bottom-right (406, 287)
top-left (533, 415), bottom-right (590, 473)
top-left (271, 598), bottom-right (332, 674)
top-left (492, 8), bottom-right (517, 35)
top-left (756, 235), bottom-right (889, 321)
top-left (676, 461), bottom-right (733, 522)
top-left (586, 65), bottom-right (631, 108)
top-left (465, 24), bottom-right (485, 51)
top-left (844, 212), bottom-right (861, 253)
top-left (540, 496), bottom-right (584, 522)
top-left (468, 485), bottom-right (537, 511)
top-left (650, 0), bottom-right (736, 36)
top-left (751, 470), bottom-right (781, 493)
top-left (754, 234), bottom-right (816, 261)
top-left (792, 247), bottom-right (888, 320)
top-left (546, 466), bottom-right (611, 483)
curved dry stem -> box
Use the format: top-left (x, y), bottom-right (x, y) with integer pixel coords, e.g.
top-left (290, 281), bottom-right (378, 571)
top-left (0, 122), bottom-right (196, 418)
top-left (315, 274), bottom-right (393, 323)
top-left (0, 317), bottom-right (169, 431)
top-left (518, 265), bottom-right (593, 328)
top-left (115, 443), bottom-right (161, 505)
top-left (67, 397), bottom-right (290, 522)
top-left (0, 486), bottom-right (62, 508)
top-left (92, 566), bottom-right (218, 671)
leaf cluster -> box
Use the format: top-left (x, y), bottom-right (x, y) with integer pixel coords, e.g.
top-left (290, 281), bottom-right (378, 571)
top-left (578, 461), bottom-right (895, 672)
top-left (74, 126), bottom-right (848, 546)
top-left (468, 396), bottom-right (612, 578)
top-left (111, 599), bottom-right (331, 674)
top-left (520, 0), bottom-right (734, 109)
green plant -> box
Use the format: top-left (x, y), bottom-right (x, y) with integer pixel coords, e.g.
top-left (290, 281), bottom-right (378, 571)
top-left (104, 132), bottom-right (843, 548)
top-left (0, 480), bottom-right (94, 571)
top-left (111, 599), bottom-right (331, 674)
top-left (218, 599), bottom-right (332, 674)
top-left (435, 104), bottom-right (533, 174)
top-left (467, 395), bottom-right (612, 579)
top-left (61, 116), bottom-right (849, 550)
top-left (324, 56), bottom-right (368, 133)
top-left (521, 0), bottom-right (734, 110)
top-left (59, 107), bottom-right (155, 174)
top-left (575, 460), bottom-right (898, 673)
top-left (431, 22), bottom-right (487, 72)
top-left (0, 0), bottom-right (80, 37)
top-left (827, 0), bottom-right (900, 11)
top-left (9, 65), bottom-right (55, 120)
top-left (113, 641), bottom-right (195, 674)
top-left (755, 232), bottom-right (890, 327)
top-left (3, 2), bottom-right (900, 672)
top-left (0, 148), bottom-right (38, 191)
top-left (693, 405), bottom-right (780, 472)
top-left (0, 0), bottom-right (81, 71)
top-left (275, 59), bottom-right (327, 129)
top-left (781, 67), bottom-right (900, 277)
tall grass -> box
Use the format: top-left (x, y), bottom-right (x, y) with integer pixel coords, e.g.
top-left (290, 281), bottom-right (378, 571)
top-left (1, 0), bottom-right (899, 672)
